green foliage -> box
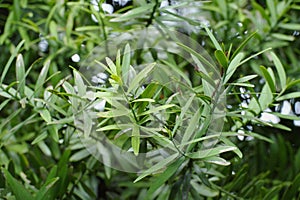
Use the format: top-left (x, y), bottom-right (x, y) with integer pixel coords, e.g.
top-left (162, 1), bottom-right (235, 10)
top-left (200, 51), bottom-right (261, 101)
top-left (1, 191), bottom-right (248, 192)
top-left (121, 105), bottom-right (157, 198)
top-left (0, 0), bottom-right (300, 199)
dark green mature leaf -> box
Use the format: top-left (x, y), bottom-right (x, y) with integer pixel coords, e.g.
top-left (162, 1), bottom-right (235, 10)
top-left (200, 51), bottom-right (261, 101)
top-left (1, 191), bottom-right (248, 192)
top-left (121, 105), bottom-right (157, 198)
top-left (146, 156), bottom-right (185, 196)
top-left (259, 65), bottom-right (276, 93)
top-left (215, 50), bottom-right (228, 70)
top-left (134, 153), bottom-right (179, 183)
top-left (35, 177), bottom-right (59, 200)
top-left (3, 168), bottom-right (33, 200)
top-left (282, 173), bottom-right (300, 199)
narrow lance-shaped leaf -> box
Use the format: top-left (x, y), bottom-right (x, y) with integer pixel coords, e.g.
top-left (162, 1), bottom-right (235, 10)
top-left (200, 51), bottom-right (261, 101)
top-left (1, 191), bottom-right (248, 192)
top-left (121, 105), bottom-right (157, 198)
top-left (132, 124), bottom-right (140, 156)
top-left (122, 44), bottom-right (131, 85)
top-left (270, 51), bottom-right (286, 90)
top-left (3, 168), bottom-right (33, 200)
top-left (110, 4), bottom-right (155, 22)
top-left (215, 49), bottom-right (228, 70)
top-left (34, 60), bottom-right (50, 96)
top-left (204, 26), bottom-right (222, 50)
top-left (16, 54), bottom-right (26, 96)
top-left (134, 153), bottom-right (179, 183)
top-left (127, 63), bottom-right (156, 93)
top-left (259, 65), bottom-right (276, 93)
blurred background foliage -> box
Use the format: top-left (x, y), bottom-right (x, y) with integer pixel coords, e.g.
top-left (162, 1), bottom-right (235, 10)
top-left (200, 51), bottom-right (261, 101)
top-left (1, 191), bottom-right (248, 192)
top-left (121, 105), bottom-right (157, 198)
top-left (1, 0), bottom-right (300, 199)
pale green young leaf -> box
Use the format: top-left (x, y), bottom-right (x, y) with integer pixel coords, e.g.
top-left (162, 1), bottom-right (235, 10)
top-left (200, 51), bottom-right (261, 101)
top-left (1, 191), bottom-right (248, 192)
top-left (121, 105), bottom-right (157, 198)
top-left (270, 51), bottom-right (286, 90)
top-left (127, 63), bottom-right (156, 94)
top-left (188, 145), bottom-right (237, 159)
top-left (224, 53), bottom-right (245, 84)
top-left (16, 54), bottom-right (26, 96)
top-left (236, 75), bottom-right (258, 83)
top-left (276, 92), bottom-right (300, 101)
top-left (137, 104), bottom-right (175, 116)
top-left (202, 156), bottom-right (230, 166)
top-left (132, 124), bottom-right (140, 156)
top-left (39, 109), bottom-right (52, 123)
top-left (122, 44), bottom-right (131, 84)
top-left (204, 26), bottom-right (222, 50)
top-left (172, 94), bottom-right (195, 136)
top-left (110, 4), bottom-right (155, 22)
top-left (34, 60), bottom-right (50, 96)
top-left (181, 108), bottom-right (201, 145)
top-left (74, 70), bottom-right (86, 96)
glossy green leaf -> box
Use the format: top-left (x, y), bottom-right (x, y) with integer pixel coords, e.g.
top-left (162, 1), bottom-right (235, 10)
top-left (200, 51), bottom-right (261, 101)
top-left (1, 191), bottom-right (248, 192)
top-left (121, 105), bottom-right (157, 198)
top-left (215, 50), bottom-right (228, 70)
top-left (259, 65), bottom-right (276, 93)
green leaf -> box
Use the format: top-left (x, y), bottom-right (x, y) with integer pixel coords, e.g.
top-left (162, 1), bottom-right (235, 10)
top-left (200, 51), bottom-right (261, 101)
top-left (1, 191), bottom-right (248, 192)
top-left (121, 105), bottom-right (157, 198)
top-left (236, 75), bottom-right (258, 83)
top-left (132, 124), bottom-right (140, 156)
top-left (31, 132), bottom-right (48, 145)
top-left (276, 92), bottom-right (300, 101)
top-left (214, 50), bottom-right (228, 70)
top-left (3, 168), bottom-right (33, 200)
top-left (271, 33), bottom-right (294, 41)
top-left (270, 52), bottom-right (286, 90)
top-left (134, 153), bottom-right (179, 183)
top-left (263, 185), bottom-right (283, 200)
top-left (127, 63), bottom-right (156, 93)
top-left (204, 26), bottom-right (222, 50)
top-left (122, 44), bottom-right (131, 84)
top-left (35, 177), bottom-right (60, 200)
top-left (259, 65), bottom-right (276, 93)
top-left (188, 145), bottom-right (237, 159)
top-left (231, 31), bottom-right (257, 59)
top-left (70, 148), bottom-right (90, 162)
top-left (74, 70), bottom-right (86, 96)
top-left (110, 4), bottom-right (155, 22)
top-left (137, 104), bottom-right (175, 116)
top-left (39, 109), bottom-right (52, 123)
top-left (224, 53), bottom-right (245, 84)
top-left (282, 173), bottom-right (300, 199)
top-left (278, 23), bottom-right (300, 30)
top-left (181, 108), bottom-right (201, 145)
top-left (16, 54), bottom-right (26, 96)
top-left (202, 156), bottom-right (230, 166)
top-left (147, 156), bottom-right (185, 196)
